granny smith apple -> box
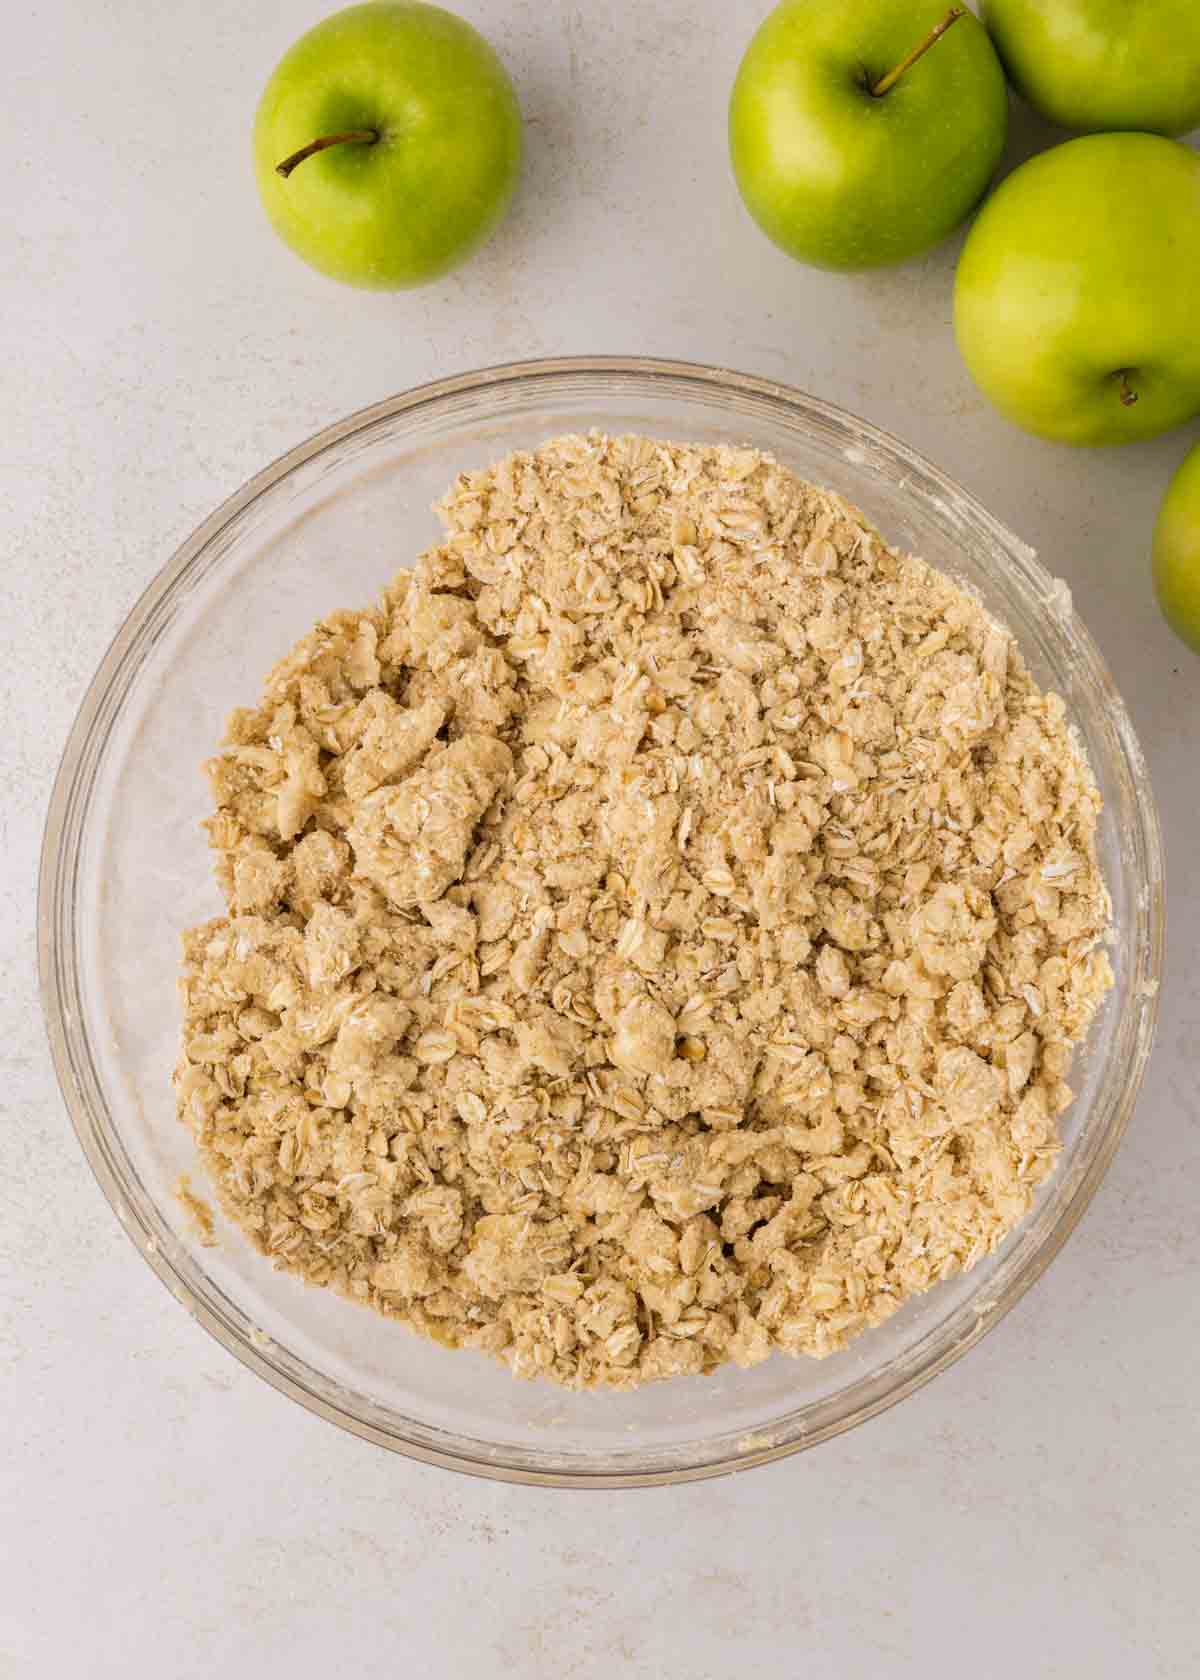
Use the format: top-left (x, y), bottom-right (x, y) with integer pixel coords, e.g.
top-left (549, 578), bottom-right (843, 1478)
top-left (954, 134), bottom-right (1200, 445)
top-left (728, 1), bottom-right (1008, 270)
top-left (982, 0), bottom-right (1200, 137)
top-left (254, 2), bottom-right (521, 289)
top-left (1153, 442), bottom-right (1200, 654)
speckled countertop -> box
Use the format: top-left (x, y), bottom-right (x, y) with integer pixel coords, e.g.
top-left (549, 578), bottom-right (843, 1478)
top-left (3, 3), bottom-right (1197, 1675)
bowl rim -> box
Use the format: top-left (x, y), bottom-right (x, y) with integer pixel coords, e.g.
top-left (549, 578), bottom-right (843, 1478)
top-left (38, 354), bottom-right (1164, 1487)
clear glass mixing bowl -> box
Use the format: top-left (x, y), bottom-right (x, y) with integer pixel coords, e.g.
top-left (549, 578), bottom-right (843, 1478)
top-left (39, 358), bottom-right (1163, 1486)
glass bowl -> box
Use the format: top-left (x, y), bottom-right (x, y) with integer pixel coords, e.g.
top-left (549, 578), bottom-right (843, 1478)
top-left (40, 357), bottom-right (1163, 1487)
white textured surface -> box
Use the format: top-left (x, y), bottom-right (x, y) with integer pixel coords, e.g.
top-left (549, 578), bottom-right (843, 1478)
top-left (3, 3), bottom-right (1198, 1674)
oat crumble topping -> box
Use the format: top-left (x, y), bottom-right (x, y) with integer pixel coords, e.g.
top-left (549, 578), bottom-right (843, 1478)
top-left (175, 434), bottom-right (1111, 1388)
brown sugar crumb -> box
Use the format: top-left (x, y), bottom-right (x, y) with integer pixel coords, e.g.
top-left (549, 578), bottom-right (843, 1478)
top-left (174, 434), bottom-right (1112, 1388)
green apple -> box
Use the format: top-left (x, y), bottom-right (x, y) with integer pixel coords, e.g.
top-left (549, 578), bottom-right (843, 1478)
top-left (254, 2), bottom-right (521, 289)
top-left (728, 1), bottom-right (1008, 271)
top-left (982, 0), bottom-right (1200, 137)
top-left (954, 134), bottom-right (1200, 445)
top-left (1153, 442), bottom-right (1200, 654)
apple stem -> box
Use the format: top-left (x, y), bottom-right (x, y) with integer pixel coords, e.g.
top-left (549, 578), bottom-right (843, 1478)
top-left (1117, 370), bottom-right (1139, 408)
top-left (275, 129), bottom-right (379, 179)
top-left (870, 6), bottom-right (966, 98)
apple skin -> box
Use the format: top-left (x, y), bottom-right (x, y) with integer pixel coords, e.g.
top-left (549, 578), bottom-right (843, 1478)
top-left (982, 0), bottom-right (1200, 138)
top-left (728, 0), bottom-right (1008, 271)
top-left (254, 2), bottom-right (521, 289)
top-left (954, 134), bottom-right (1200, 446)
top-left (1153, 442), bottom-right (1200, 654)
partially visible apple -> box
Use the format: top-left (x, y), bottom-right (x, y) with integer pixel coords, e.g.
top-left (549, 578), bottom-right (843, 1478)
top-left (1153, 442), bottom-right (1200, 654)
top-left (954, 134), bottom-right (1200, 445)
top-left (982, 0), bottom-right (1200, 138)
top-left (728, 1), bottom-right (1007, 271)
top-left (254, 2), bottom-right (522, 289)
